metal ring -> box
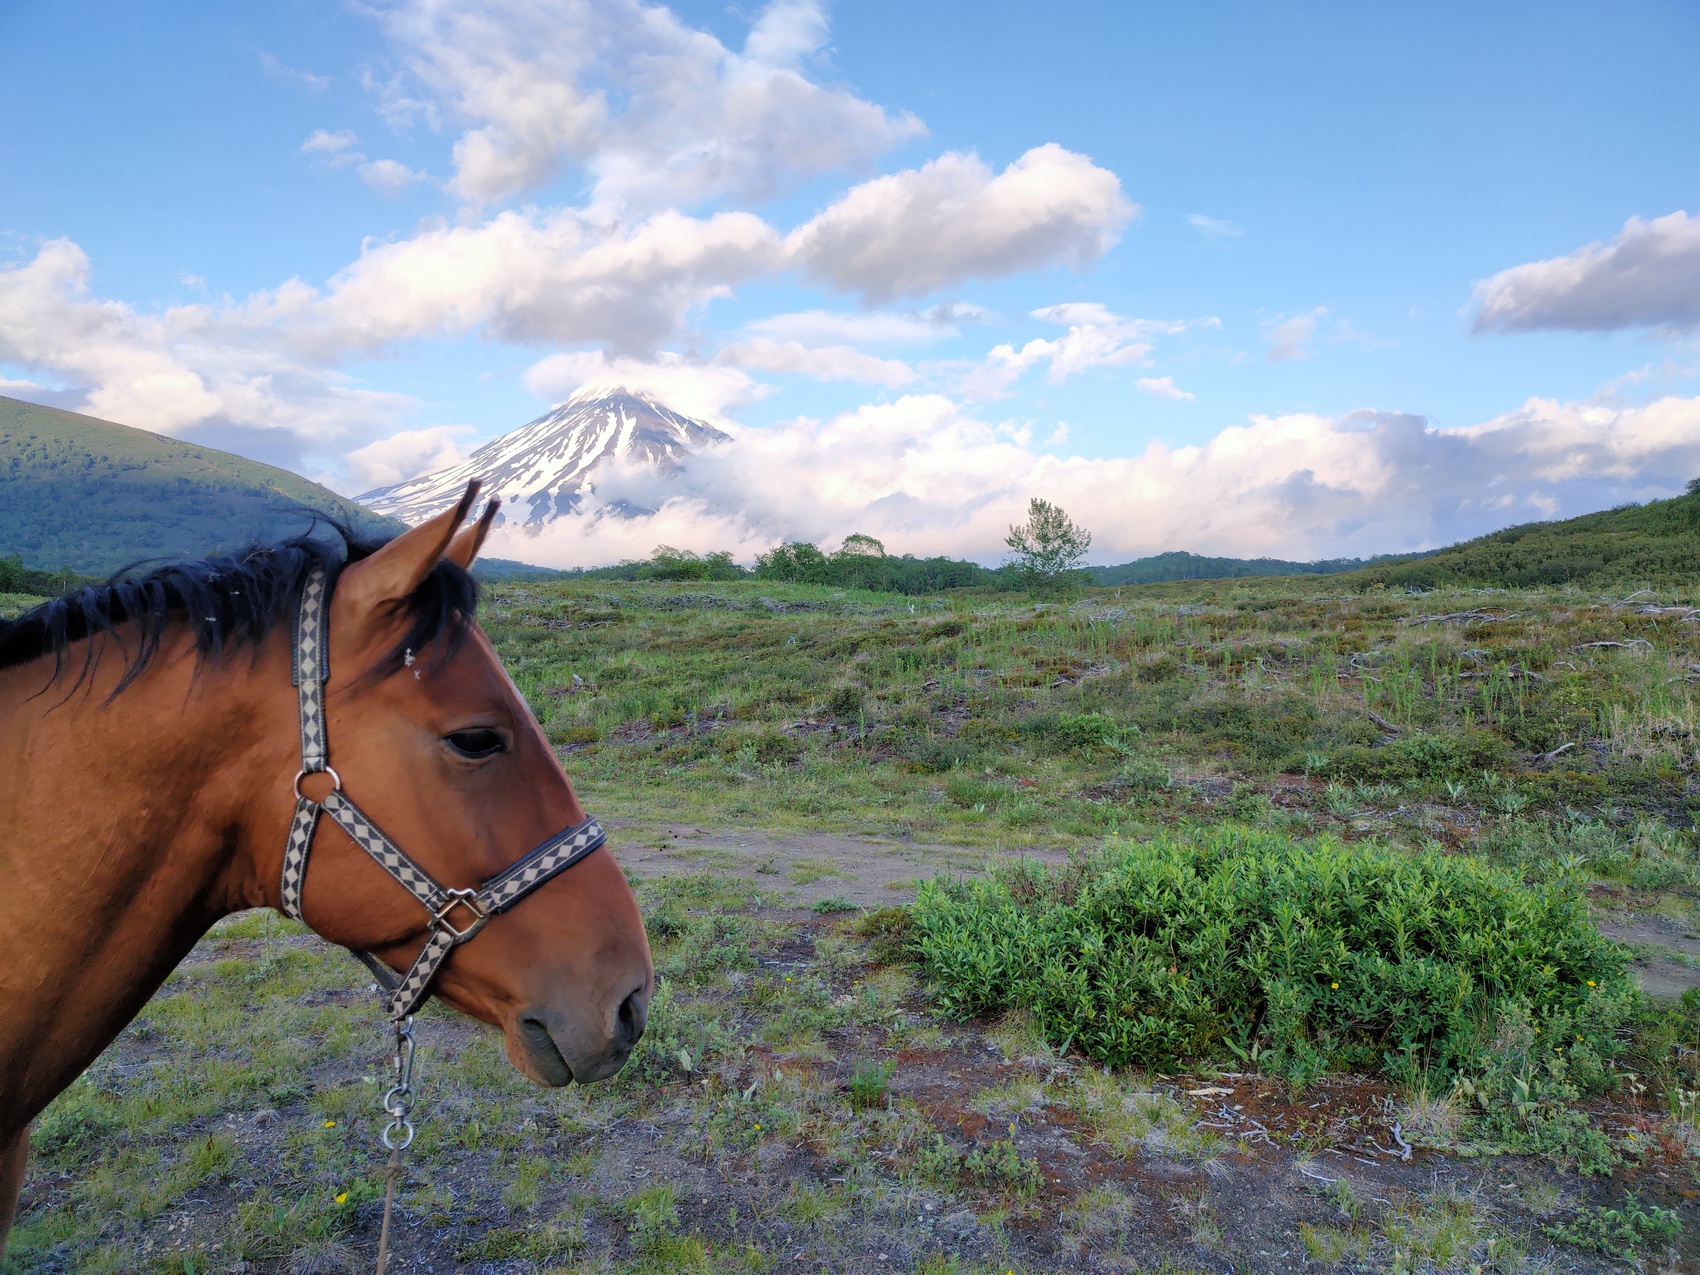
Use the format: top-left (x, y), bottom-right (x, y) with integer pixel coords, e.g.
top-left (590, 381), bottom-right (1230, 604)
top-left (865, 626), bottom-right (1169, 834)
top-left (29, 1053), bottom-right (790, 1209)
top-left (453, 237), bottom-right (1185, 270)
top-left (383, 1085), bottom-right (412, 1118)
top-left (382, 1117), bottom-right (415, 1150)
top-left (293, 766), bottom-right (343, 800)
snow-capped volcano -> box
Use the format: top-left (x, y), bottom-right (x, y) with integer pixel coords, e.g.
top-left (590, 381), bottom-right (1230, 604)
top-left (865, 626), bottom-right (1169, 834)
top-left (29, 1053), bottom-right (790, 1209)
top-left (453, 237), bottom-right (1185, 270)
top-left (359, 388), bottom-right (731, 525)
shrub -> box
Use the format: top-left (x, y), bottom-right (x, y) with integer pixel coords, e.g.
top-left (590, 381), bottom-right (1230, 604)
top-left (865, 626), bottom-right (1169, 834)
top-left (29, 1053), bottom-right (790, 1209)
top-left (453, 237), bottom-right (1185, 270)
top-left (909, 826), bottom-right (1634, 1083)
top-left (1324, 730), bottom-right (1510, 784)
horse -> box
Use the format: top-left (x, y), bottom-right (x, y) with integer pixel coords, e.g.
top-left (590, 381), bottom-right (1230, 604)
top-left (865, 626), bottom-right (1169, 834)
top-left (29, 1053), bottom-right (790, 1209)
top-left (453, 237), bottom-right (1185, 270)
top-left (0, 482), bottom-right (654, 1256)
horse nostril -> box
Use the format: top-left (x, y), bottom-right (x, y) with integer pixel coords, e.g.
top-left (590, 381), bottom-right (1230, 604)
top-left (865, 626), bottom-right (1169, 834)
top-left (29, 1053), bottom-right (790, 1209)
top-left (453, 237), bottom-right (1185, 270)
top-left (615, 986), bottom-right (648, 1049)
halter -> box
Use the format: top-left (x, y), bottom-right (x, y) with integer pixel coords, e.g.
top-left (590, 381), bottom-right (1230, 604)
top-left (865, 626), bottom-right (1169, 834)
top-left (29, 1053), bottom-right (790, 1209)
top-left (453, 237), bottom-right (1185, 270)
top-left (277, 565), bottom-right (606, 1023)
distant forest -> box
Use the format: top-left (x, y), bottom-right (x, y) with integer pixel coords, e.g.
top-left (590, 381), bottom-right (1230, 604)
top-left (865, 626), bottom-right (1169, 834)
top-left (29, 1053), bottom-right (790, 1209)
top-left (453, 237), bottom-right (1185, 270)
top-left (494, 541), bottom-right (1432, 594)
top-left (1089, 549), bottom-right (1427, 585)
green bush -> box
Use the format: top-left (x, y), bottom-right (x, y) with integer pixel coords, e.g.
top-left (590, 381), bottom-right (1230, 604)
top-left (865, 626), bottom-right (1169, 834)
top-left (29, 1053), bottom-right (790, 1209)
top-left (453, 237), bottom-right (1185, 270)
top-left (908, 826), bottom-right (1633, 1083)
top-left (1325, 730), bottom-right (1510, 784)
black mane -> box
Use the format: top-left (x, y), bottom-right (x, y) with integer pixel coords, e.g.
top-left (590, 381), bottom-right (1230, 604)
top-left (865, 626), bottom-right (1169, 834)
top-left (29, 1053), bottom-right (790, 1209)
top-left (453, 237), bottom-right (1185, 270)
top-left (0, 526), bottom-right (478, 697)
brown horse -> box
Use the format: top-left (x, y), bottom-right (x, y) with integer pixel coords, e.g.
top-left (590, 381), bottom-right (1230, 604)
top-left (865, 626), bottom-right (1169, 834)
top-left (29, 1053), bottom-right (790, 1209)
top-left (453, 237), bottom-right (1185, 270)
top-left (0, 483), bottom-right (653, 1255)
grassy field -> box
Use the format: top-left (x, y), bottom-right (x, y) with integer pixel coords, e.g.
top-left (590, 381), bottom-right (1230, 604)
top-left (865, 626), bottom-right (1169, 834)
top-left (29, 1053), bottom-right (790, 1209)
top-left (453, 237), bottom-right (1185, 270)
top-left (8, 573), bottom-right (1700, 1273)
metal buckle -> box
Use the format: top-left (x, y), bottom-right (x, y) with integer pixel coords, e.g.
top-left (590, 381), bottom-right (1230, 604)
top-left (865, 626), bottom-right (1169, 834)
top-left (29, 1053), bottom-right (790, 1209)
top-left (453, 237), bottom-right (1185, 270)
top-left (431, 888), bottom-right (489, 941)
top-left (293, 766), bottom-right (343, 801)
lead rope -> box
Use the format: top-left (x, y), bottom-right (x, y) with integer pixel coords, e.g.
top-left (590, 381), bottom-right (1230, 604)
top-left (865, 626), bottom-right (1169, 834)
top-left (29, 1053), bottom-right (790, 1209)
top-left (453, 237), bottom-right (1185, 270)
top-left (375, 1017), bottom-right (416, 1275)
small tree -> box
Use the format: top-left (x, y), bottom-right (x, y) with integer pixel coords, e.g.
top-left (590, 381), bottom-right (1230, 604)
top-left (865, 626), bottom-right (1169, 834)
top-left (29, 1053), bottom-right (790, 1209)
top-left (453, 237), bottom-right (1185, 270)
top-left (1004, 498), bottom-right (1092, 594)
top-left (834, 533), bottom-right (886, 559)
top-left (1687, 476), bottom-right (1700, 496)
top-left (754, 542), bottom-right (831, 583)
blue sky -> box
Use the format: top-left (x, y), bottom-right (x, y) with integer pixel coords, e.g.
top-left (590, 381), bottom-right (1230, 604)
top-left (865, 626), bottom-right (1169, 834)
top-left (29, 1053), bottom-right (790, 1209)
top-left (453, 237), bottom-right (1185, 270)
top-left (3, 1), bottom-right (1698, 566)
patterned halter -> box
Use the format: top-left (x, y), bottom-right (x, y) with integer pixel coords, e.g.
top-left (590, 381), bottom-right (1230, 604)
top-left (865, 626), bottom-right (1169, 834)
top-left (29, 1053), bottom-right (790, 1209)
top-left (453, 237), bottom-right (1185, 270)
top-left (278, 566), bottom-right (606, 1022)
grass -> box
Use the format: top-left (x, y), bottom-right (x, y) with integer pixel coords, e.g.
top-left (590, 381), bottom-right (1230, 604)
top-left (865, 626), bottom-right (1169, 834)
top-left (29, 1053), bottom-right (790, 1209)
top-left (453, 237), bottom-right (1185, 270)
top-left (10, 570), bottom-right (1700, 1270)
top-left (481, 574), bottom-right (1700, 860)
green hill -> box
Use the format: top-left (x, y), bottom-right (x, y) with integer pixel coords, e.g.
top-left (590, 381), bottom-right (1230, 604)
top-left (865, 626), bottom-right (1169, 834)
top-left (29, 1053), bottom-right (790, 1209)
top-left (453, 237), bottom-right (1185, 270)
top-left (0, 395), bottom-right (403, 575)
top-left (1349, 488), bottom-right (1700, 590)
top-left (1091, 548), bottom-right (1425, 585)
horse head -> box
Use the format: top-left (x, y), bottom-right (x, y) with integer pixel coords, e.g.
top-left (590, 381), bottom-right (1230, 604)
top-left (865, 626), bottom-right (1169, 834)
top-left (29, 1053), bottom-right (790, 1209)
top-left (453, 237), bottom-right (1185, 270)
top-left (288, 482), bottom-right (652, 1086)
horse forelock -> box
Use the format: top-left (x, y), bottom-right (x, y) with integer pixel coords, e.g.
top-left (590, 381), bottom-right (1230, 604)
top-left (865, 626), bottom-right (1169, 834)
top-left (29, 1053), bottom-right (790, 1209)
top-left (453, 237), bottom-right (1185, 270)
top-left (0, 528), bottom-right (480, 697)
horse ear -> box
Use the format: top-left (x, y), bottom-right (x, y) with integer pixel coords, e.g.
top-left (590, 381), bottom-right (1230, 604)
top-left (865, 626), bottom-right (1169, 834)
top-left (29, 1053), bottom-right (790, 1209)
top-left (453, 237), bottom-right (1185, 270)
top-left (338, 481), bottom-right (480, 618)
top-left (445, 497), bottom-right (500, 570)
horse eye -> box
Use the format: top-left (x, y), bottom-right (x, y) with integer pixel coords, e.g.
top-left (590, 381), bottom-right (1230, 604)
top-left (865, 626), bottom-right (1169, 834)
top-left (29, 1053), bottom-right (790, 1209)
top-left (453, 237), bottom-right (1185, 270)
top-left (444, 728), bottom-right (506, 759)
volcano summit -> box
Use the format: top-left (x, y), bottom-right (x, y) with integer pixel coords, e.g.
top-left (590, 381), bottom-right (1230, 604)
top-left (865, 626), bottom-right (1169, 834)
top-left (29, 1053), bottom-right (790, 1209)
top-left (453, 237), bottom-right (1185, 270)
top-left (360, 388), bottom-right (730, 525)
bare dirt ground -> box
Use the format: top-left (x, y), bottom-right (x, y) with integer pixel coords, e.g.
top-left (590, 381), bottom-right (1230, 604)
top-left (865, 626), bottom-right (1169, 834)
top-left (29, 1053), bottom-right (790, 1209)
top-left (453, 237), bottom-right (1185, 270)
top-left (606, 821), bottom-right (1068, 913)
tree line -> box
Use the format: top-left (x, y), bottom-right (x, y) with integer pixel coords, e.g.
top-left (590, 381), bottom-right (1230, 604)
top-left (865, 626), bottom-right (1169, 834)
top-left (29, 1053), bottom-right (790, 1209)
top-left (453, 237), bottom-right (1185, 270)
top-left (564, 498), bottom-right (1096, 596)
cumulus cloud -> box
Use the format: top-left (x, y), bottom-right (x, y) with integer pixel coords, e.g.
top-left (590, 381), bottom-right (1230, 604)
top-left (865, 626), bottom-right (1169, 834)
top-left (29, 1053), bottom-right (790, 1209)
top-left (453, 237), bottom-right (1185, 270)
top-left (343, 424), bottom-right (476, 489)
top-left (1137, 376), bottom-right (1193, 400)
top-left (302, 129), bottom-right (360, 155)
top-left (480, 392), bottom-right (1700, 569)
top-left (374, 0), bottom-right (922, 208)
top-left (271, 207), bottom-right (783, 355)
top-left (1266, 308), bottom-right (1323, 362)
top-left (716, 338), bottom-right (915, 387)
top-left (787, 145), bottom-right (1136, 302)
top-left (0, 238), bottom-right (415, 468)
top-left (522, 349), bottom-right (762, 422)
top-left (966, 305), bottom-right (1204, 396)
top-left (1472, 210), bottom-right (1700, 334)
top-left (359, 158), bottom-right (431, 194)
top-left (302, 131), bottom-right (367, 173)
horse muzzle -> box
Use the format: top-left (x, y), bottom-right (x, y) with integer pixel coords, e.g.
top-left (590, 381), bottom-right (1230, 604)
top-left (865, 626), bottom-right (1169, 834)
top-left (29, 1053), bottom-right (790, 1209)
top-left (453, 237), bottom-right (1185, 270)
top-left (508, 980), bottom-right (650, 1087)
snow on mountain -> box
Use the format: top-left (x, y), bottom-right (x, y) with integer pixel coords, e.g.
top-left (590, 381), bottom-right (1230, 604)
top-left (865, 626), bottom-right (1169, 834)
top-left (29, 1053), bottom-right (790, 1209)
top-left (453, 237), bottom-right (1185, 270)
top-left (359, 388), bottom-right (731, 525)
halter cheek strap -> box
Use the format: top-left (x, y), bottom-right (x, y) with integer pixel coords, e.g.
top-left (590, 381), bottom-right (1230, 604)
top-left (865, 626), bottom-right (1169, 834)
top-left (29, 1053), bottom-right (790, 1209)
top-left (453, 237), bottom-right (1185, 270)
top-left (278, 566), bottom-right (605, 1022)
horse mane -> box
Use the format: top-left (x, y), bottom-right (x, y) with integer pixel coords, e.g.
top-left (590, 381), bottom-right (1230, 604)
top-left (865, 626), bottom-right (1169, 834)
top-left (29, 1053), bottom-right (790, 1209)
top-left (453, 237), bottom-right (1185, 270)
top-left (0, 524), bottom-right (479, 698)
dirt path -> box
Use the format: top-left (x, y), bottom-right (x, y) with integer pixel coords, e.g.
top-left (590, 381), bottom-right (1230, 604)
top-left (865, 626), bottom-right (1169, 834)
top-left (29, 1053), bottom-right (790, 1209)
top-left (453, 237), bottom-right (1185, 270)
top-left (1596, 912), bottom-right (1700, 1002)
top-left (605, 822), bottom-right (1069, 911)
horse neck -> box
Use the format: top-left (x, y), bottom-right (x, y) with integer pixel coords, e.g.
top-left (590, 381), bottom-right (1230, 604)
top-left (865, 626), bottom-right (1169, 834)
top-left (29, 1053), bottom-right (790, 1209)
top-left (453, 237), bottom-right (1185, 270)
top-left (0, 626), bottom-right (295, 1136)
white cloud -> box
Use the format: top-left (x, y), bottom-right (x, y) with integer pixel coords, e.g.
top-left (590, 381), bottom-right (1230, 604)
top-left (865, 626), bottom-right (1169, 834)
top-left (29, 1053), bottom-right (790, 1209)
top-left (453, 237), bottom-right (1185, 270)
top-left (716, 338), bottom-right (915, 387)
top-left (522, 350), bottom-right (762, 423)
top-left (748, 308), bottom-right (966, 345)
top-left (359, 158), bottom-right (430, 195)
top-left (965, 305), bottom-right (1203, 396)
top-left (302, 129), bottom-right (360, 154)
top-left (0, 238), bottom-right (414, 467)
top-left (1137, 376), bottom-right (1193, 400)
top-left (261, 53), bottom-right (330, 92)
top-left (1266, 308), bottom-right (1323, 362)
top-left (375, 0), bottom-right (922, 209)
top-left (343, 424), bottom-right (476, 490)
top-left (1473, 210), bottom-right (1700, 333)
top-left (1029, 301), bottom-right (1123, 327)
top-left (479, 392), bottom-right (1700, 569)
top-left (787, 145), bottom-right (1136, 302)
top-left (284, 207), bottom-right (784, 355)
top-left (1188, 213), bottom-right (1242, 240)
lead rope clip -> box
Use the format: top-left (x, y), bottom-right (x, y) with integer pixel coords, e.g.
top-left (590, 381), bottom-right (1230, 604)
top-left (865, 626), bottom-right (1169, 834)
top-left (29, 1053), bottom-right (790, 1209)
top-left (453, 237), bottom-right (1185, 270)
top-left (375, 1016), bottom-right (415, 1275)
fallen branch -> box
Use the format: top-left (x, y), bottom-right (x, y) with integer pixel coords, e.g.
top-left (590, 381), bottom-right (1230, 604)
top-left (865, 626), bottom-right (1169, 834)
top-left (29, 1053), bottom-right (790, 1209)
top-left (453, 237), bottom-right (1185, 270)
top-left (1366, 710), bottom-right (1402, 735)
top-left (1403, 611), bottom-right (1519, 626)
top-left (1533, 742), bottom-right (1576, 765)
top-left (1390, 1122), bottom-right (1414, 1161)
top-left (1571, 639), bottom-right (1654, 652)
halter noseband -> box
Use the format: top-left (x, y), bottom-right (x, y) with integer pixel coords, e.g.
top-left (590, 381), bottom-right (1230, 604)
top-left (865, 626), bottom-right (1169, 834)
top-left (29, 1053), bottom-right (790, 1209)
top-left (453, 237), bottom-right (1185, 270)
top-left (278, 566), bottom-right (605, 1022)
